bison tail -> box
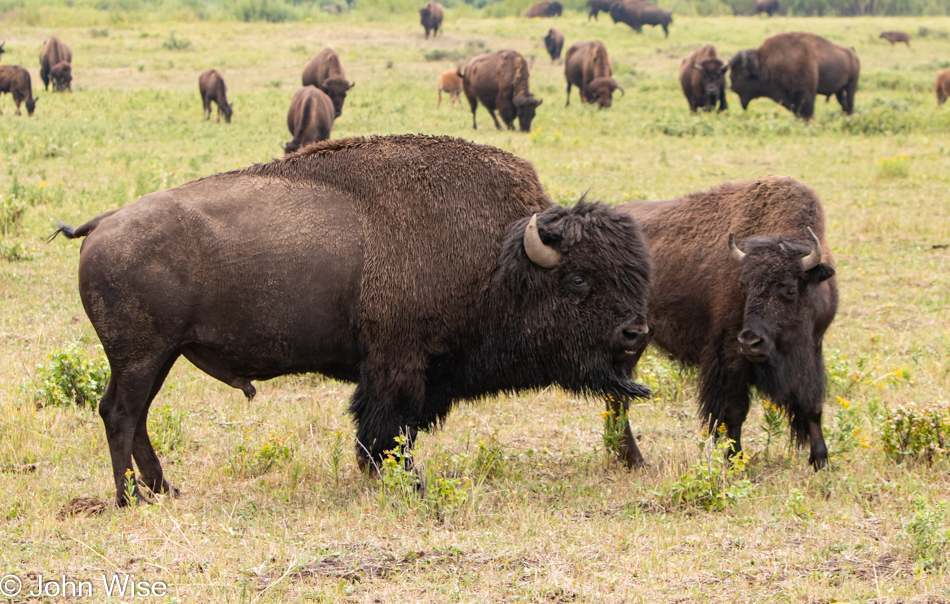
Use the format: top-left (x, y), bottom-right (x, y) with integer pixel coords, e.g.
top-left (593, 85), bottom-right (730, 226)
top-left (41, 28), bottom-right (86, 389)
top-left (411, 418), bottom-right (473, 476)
top-left (48, 209), bottom-right (120, 242)
top-left (48, 221), bottom-right (77, 242)
top-left (456, 68), bottom-right (464, 79)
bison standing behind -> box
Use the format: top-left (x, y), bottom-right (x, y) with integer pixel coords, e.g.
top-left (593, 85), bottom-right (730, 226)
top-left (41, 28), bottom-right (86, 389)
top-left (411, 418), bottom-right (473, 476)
top-left (610, 0), bottom-right (672, 38)
top-left (679, 44), bottom-right (728, 113)
top-left (618, 177), bottom-right (837, 470)
top-left (728, 32), bottom-right (860, 120)
top-left (524, 1), bottom-right (563, 17)
top-left (544, 28), bottom-right (565, 64)
top-left (284, 86), bottom-right (335, 153)
top-left (419, 1), bottom-right (444, 39)
top-left (587, 0), bottom-right (615, 20)
top-left (463, 50), bottom-right (543, 132)
top-left (937, 69), bottom-right (950, 106)
top-left (198, 69), bottom-right (233, 123)
top-left (564, 41), bottom-right (624, 109)
top-left (53, 134), bottom-right (653, 506)
top-left (0, 65), bottom-right (37, 117)
top-left (40, 35), bottom-right (72, 92)
top-left (302, 48), bottom-right (354, 118)
top-left (754, 0), bottom-right (779, 16)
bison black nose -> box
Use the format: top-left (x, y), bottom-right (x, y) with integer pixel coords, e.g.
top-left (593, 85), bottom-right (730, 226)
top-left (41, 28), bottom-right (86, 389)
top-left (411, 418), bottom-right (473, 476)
top-left (738, 329), bottom-right (768, 362)
top-left (614, 318), bottom-right (649, 355)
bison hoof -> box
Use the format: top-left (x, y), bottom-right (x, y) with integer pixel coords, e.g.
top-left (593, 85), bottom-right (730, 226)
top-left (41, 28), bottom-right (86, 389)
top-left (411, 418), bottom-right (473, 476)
top-left (810, 455), bottom-right (829, 471)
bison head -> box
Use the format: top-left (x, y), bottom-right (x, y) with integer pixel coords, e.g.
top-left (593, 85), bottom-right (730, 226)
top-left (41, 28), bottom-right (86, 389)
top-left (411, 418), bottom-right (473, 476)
top-left (321, 77), bottom-right (355, 118)
top-left (728, 228), bottom-right (834, 365)
top-left (222, 101), bottom-right (234, 124)
top-left (585, 77), bottom-right (624, 109)
top-left (26, 95), bottom-right (37, 117)
top-left (545, 1), bottom-right (564, 16)
top-left (419, 6), bottom-right (431, 22)
top-left (694, 59), bottom-right (727, 107)
top-left (513, 94), bottom-right (543, 132)
top-left (492, 201), bottom-right (652, 401)
top-left (727, 50), bottom-right (761, 110)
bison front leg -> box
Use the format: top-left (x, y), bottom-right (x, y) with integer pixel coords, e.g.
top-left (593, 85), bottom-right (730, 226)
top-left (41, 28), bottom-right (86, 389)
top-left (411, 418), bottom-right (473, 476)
top-left (605, 395), bottom-right (645, 468)
top-left (718, 89), bottom-right (728, 112)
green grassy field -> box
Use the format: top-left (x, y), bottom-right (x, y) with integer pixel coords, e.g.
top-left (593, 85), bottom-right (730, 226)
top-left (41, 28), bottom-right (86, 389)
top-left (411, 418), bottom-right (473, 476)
top-left (2, 9), bottom-right (950, 602)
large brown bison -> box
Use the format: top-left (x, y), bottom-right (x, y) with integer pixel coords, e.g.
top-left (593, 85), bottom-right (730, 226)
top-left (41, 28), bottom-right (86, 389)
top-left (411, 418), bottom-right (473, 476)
top-left (52, 134), bottom-right (653, 506)
top-left (0, 65), bottom-right (37, 117)
top-left (284, 86), bottom-right (335, 153)
top-left (301, 48), bottom-right (354, 118)
top-left (524, 1), bottom-right (563, 17)
top-left (544, 28), bottom-right (564, 64)
top-left (437, 69), bottom-right (463, 108)
top-left (40, 36), bottom-right (72, 92)
top-left (198, 69), bottom-right (233, 123)
top-left (679, 44), bottom-right (728, 113)
top-left (463, 50), bottom-right (543, 132)
top-left (420, 1), bottom-right (443, 39)
top-left (618, 177), bottom-right (837, 470)
top-left (587, 0), bottom-right (615, 20)
top-left (937, 69), bottom-right (950, 106)
top-left (728, 32), bottom-right (860, 120)
top-left (564, 40), bottom-right (624, 109)
top-left (754, 0), bottom-right (779, 16)
top-left (879, 31), bottom-right (910, 46)
top-left (610, 0), bottom-right (672, 38)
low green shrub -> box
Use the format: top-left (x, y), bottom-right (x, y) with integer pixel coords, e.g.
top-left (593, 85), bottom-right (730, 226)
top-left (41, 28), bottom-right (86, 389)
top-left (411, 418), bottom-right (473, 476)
top-left (903, 495), bottom-right (950, 571)
top-left (32, 343), bottom-right (110, 409)
top-left (882, 401), bottom-right (950, 464)
top-left (229, 429), bottom-right (294, 478)
top-left (657, 430), bottom-right (755, 511)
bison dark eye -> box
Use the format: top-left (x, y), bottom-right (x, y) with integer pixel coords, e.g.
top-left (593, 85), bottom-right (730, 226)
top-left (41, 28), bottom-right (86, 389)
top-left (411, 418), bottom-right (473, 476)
top-left (566, 275), bottom-right (590, 296)
top-left (784, 287), bottom-right (797, 300)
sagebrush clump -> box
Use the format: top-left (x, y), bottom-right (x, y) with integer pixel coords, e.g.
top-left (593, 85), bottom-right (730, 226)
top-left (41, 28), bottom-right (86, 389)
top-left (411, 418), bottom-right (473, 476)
top-left (32, 343), bottom-right (110, 408)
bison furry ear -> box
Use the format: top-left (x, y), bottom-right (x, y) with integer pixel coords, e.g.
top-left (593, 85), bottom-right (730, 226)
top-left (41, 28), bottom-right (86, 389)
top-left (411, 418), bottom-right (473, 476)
top-left (804, 264), bottom-right (835, 284)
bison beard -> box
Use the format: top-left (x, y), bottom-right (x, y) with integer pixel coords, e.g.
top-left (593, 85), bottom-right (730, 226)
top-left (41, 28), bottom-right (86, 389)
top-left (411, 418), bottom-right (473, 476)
top-left (53, 134), bottom-right (652, 506)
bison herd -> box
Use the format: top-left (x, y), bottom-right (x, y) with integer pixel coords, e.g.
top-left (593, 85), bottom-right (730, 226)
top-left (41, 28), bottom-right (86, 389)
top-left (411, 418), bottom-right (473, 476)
top-left (2, 6), bottom-right (940, 508)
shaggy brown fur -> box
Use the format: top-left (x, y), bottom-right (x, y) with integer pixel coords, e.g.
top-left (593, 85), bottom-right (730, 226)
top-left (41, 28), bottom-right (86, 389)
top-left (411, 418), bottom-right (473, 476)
top-left (524, 1), bottom-right (563, 17)
top-left (437, 69), bottom-right (464, 108)
top-left (544, 28), bottom-right (564, 64)
top-left (937, 70), bottom-right (950, 106)
top-left (52, 134), bottom-right (653, 505)
top-left (39, 36), bottom-right (72, 92)
top-left (301, 48), bottom-right (354, 118)
top-left (610, 0), bottom-right (672, 38)
top-left (284, 86), bottom-right (335, 153)
top-left (0, 65), bottom-right (37, 117)
top-left (587, 0), bottom-right (615, 21)
top-left (728, 32), bottom-right (860, 120)
top-left (49, 61), bottom-right (72, 92)
top-left (879, 31), bottom-right (910, 46)
top-left (419, 1), bottom-right (443, 38)
top-left (564, 40), bottom-right (623, 109)
top-left (619, 177), bottom-right (838, 470)
top-left (754, 0), bottom-right (779, 16)
top-left (679, 44), bottom-right (728, 113)
top-left (198, 69), bottom-right (233, 123)
top-left (463, 50), bottom-right (543, 132)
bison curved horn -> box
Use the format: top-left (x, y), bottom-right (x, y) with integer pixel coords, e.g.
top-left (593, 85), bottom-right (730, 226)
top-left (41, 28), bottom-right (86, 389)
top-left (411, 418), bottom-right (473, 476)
top-left (611, 80), bottom-right (625, 96)
top-left (800, 227), bottom-right (822, 271)
top-left (348, 81), bottom-right (356, 89)
top-left (728, 233), bottom-right (746, 264)
top-left (693, 64), bottom-right (702, 71)
top-left (524, 214), bottom-right (561, 269)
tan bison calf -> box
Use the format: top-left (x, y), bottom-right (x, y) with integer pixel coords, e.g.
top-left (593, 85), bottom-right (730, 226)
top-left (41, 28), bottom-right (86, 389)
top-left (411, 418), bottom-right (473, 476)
top-left (437, 69), bottom-right (463, 108)
top-left (937, 70), bottom-right (950, 106)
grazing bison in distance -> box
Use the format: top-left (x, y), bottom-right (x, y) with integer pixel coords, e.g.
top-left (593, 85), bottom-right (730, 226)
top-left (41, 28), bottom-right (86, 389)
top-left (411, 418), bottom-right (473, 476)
top-left (463, 50), bottom-right (543, 132)
top-left (679, 44), bottom-right (728, 112)
top-left (420, 1), bottom-right (443, 39)
top-left (40, 36), bottom-right (72, 92)
top-left (610, 0), bottom-right (672, 38)
top-left (729, 32), bottom-right (860, 120)
top-left (302, 48), bottom-right (354, 118)
top-left (321, 3), bottom-right (343, 13)
top-left (588, 0), bottom-right (615, 20)
top-left (284, 86), bottom-right (335, 153)
top-left (52, 134), bottom-right (653, 506)
top-left (437, 69), bottom-right (463, 108)
top-left (544, 28), bottom-right (565, 64)
top-left (754, 0), bottom-right (779, 16)
top-left (565, 40), bottom-right (624, 109)
top-left (937, 70), bottom-right (950, 106)
top-left (618, 177), bottom-right (837, 470)
top-left (879, 31), bottom-right (910, 46)
top-left (0, 65), bottom-right (37, 117)
top-left (198, 69), bottom-right (233, 123)
top-left (524, 1), bottom-right (563, 17)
